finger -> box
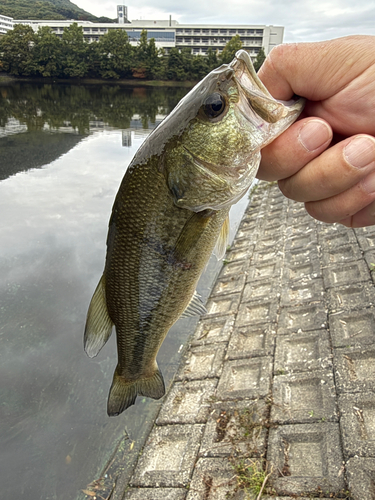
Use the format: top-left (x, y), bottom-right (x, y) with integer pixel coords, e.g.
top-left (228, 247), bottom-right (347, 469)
top-left (258, 36), bottom-right (375, 101)
top-left (340, 201), bottom-right (375, 227)
top-left (258, 118), bottom-right (332, 181)
top-left (305, 172), bottom-right (375, 224)
top-left (278, 135), bottom-right (375, 202)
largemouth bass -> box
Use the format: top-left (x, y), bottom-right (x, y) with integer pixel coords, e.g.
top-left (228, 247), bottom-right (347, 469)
top-left (84, 50), bottom-right (304, 416)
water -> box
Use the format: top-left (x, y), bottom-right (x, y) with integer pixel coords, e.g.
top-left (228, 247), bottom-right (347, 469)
top-left (0, 82), bottom-right (249, 500)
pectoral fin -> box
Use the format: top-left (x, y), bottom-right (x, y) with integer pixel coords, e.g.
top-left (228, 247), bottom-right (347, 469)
top-left (173, 210), bottom-right (213, 261)
top-left (214, 215), bottom-right (230, 260)
top-left (84, 275), bottom-right (113, 358)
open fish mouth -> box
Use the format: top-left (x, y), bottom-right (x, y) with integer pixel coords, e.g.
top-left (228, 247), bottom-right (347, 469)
top-left (231, 50), bottom-right (303, 125)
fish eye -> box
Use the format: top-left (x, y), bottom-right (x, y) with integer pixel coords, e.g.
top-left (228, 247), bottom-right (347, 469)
top-left (202, 93), bottom-right (226, 119)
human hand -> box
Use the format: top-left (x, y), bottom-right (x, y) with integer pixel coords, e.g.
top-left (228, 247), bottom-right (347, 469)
top-left (257, 35), bottom-right (375, 227)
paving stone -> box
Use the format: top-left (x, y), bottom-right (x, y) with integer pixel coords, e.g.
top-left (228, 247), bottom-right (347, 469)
top-left (219, 260), bottom-right (248, 278)
top-left (329, 307), bottom-right (375, 348)
top-left (176, 344), bottom-right (226, 381)
top-left (274, 330), bottom-right (332, 374)
top-left (282, 258), bottom-right (321, 283)
top-left (124, 488), bottom-right (187, 500)
top-left (268, 205), bottom-right (286, 219)
top-left (287, 218), bottom-right (316, 235)
top-left (226, 246), bottom-right (253, 263)
top-left (277, 303), bottom-right (327, 334)
top-left (339, 392), bottom-right (375, 458)
top-left (355, 229), bottom-right (375, 252)
top-left (322, 260), bottom-right (370, 288)
top-left (317, 221), bottom-right (354, 238)
top-left (255, 234), bottom-right (285, 251)
top-left (262, 218), bottom-right (286, 232)
top-left (204, 292), bottom-right (241, 318)
top-left (236, 299), bottom-right (279, 327)
top-left (246, 260), bottom-right (282, 281)
top-left (267, 423), bottom-right (345, 495)
top-left (210, 274), bottom-right (246, 297)
top-left (216, 357), bottom-right (272, 401)
top-left (327, 282), bottom-right (375, 312)
top-left (186, 457), bottom-right (245, 499)
top-left (333, 346), bottom-right (375, 393)
top-left (284, 245), bottom-right (320, 267)
top-left (262, 498), bottom-right (332, 500)
top-left (235, 225), bottom-right (259, 241)
top-left (199, 399), bottom-right (267, 458)
top-left (285, 229), bottom-right (318, 252)
top-left (226, 324), bottom-right (275, 360)
top-left (156, 380), bottom-right (218, 425)
top-left (130, 424), bottom-right (204, 488)
top-left (318, 226), bottom-right (357, 248)
top-left (280, 278), bottom-right (324, 306)
top-left (230, 236), bottom-right (255, 251)
top-left (284, 231), bottom-right (318, 252)
top-left (271, 370), bottom-right (337, 424)
top-left (236, 217), bottom-right (258, 236)
top-left (251, 248), bottom-right (284, 266)
top-left (321, 243), bottom-right (363, 266)
top-left (346, 456), bottom-right (375, 500)
top-left (191, 315), bottom-right (234, 346)
top-left (241, 279), bottom-right (280, 302)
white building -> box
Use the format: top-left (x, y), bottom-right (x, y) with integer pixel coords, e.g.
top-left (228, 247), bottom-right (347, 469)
top-left (15, 9), bottom-right (283, 57)
top-left (0, 14), bottom-right (13, 35)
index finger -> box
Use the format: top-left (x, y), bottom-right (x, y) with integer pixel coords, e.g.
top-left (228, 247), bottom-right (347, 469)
top-left (258, 36), bottom-right (375, 101)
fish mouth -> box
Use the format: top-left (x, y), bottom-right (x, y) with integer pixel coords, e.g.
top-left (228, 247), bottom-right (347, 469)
top-left (230, 50), bottom-right (304, 124)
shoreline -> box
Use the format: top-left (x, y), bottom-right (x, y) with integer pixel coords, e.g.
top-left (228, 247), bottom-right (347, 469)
top-left (0, 73), bottom-right (197, 87)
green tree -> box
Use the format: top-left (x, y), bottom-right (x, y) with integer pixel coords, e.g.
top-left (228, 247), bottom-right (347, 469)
top-left (166, 47), bottom-right (187, 81)
top-left (132, 30), bottom-right (163, 79)
top-left (0, 24), bottom-right (36, 76)
top-left (61, 23), bottom-right (89, 78)
top-left (207, 48), bottom-right (219, 71)
top-left (219, 34), bottom-right (242, 64)
top-left (33, 26), bottom-right (63, 77)
top-left (191, 54), bottom-right (209, 80)
top-left (253, 47), bottom-right (266, 72)
top-left (94, 29), bottom-right (133, 79)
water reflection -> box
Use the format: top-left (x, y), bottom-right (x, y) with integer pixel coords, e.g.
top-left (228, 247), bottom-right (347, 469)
top-left (0, 83), bottom-right (248, 500)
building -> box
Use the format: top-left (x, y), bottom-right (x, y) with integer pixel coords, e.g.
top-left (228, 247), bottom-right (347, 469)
top-left (0, 14), bottom-right (13, 35)
top-left (14, 8), bottom-right (283, 57)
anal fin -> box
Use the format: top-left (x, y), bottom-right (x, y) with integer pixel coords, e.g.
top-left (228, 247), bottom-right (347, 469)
top-left (181, 291), bottom-right (207, 318)
top-left (84, 275), bottom-right (113, 358)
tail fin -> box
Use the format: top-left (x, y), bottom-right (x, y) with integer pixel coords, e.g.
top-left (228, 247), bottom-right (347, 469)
top-left (107, 365), bottom-right (165, 416)
top-left (84, 275), bottom-right (113, 358)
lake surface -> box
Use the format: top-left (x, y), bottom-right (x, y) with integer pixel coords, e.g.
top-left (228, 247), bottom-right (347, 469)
top-left (0, 82), bottom-right (249, 500)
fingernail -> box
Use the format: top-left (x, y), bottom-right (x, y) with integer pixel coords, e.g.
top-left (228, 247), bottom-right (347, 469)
top-left (298, 120), bottom-right (332, 152)
top-left (362, 172), bottom-right (375, 194)
top-left (344, 136), bottom-right (375, 169)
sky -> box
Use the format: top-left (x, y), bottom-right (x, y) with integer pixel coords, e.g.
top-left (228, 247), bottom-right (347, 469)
top-left (71, 0), bottom-right (375, 43)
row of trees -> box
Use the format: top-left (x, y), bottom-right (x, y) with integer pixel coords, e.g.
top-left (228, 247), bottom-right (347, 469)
top-left (0, 24), bottom-right (266, 81)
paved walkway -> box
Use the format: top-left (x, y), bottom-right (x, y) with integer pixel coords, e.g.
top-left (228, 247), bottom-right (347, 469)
top-left (122, 181), bottom-right (375, 500)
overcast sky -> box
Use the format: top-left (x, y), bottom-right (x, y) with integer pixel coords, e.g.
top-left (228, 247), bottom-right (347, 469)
top-left (72, 0), bottom-right (375, 43)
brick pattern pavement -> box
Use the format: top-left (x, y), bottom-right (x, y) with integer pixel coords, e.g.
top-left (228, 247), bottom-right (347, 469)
top-left (124, 182), bottom-right (375, 500)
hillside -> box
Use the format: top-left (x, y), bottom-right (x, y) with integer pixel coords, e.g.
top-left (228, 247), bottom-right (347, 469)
top-left (0, 0), bottom-right (115, 22)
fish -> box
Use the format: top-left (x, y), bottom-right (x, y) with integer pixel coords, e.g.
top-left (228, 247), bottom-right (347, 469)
top-left (84, 50), bottom-right (304, 416)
